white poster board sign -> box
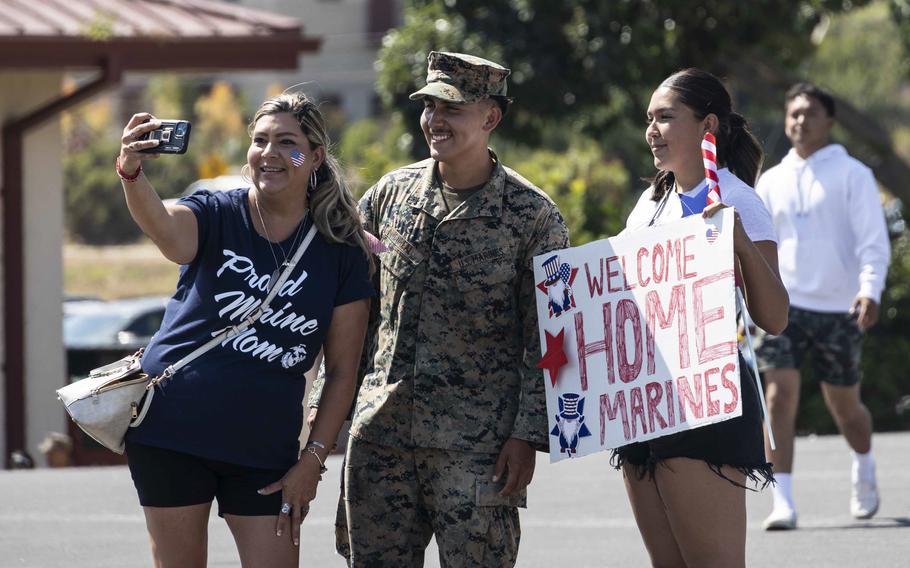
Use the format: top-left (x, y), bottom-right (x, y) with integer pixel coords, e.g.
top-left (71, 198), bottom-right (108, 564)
top-left (534, 209), bottom-right (740, 462)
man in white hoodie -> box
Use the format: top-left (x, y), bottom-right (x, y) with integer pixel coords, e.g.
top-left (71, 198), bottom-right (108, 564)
top-left (755, 83), bottom-right (891, 530)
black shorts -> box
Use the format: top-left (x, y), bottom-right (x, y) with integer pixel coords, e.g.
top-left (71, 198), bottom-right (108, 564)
top-left (755, 306), bottom-right (863, 386)
top-left (611, 354), bottom-right (773, 489)
top-left (126, 440), bottom-right (286, 517)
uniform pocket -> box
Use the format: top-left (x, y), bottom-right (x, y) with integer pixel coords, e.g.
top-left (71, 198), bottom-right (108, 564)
top-left (475, 478), bottom-right (527, 508)
top-left (379, 228), bottom-right (423, 330)
top-left (382, 248), bottom-right (419, 281)
top-left (381, 225), bottom-right (422, 281)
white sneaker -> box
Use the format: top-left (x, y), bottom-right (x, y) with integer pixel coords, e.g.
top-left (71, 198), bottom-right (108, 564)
top-left (851, 479), bottom-right (880, 519)
top-left (762, 507), bottom-right (798, 530)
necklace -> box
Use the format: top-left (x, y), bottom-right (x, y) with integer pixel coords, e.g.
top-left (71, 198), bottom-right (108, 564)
top-left (253, 193), bottom-right (308, 289)
top-left (648, 188), bottom-right (673, 227)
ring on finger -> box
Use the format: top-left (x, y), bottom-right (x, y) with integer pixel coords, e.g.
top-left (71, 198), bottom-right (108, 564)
top-left (280, 502), bottom-right (292, 515)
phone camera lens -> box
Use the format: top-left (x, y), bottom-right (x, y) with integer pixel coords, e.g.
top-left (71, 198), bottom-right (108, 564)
top-left (176, 123), bottom-right (187, 135)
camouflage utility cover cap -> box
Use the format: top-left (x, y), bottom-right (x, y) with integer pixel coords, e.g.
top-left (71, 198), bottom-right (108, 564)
top-left (409, 51), bottom-right (511, 104)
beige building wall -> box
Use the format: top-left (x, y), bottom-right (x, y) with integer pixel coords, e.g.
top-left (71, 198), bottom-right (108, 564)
top-left (231, 0), bottom-right (394, 121)
top-left (0, 70), bottom-right (66, 464)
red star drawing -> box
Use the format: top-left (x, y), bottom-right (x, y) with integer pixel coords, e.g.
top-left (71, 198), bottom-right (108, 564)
top-left (536, 328), bottom-right (568, 387)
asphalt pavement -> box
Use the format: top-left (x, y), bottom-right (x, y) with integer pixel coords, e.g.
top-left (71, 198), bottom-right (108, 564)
top-left (1, 432), bottom-right (908, 567)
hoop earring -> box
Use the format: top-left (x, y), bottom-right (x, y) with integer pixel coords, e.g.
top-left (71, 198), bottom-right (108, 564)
top-left (310, 169), bottom-right (318, 192)
top-left (240, 164), bottom-right (252, 184)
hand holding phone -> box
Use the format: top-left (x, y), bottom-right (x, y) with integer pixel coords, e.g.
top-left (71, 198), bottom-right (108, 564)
top-left (139, 120), bottom-right (192, 154)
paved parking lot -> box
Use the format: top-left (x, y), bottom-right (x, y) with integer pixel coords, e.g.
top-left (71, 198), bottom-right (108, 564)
top-left (1, 432), bottom-right (908, 567)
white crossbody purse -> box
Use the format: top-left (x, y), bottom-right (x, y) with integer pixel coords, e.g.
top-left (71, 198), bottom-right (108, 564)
top-left (57, 224), bottom-right (318, 454)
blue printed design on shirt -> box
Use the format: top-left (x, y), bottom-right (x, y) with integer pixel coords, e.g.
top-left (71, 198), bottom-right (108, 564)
top-left (679, 185), bottom-right (709, 217)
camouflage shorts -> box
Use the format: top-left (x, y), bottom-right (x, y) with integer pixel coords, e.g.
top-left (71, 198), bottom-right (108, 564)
top-left (338, 436), bottom-right (524, 567)
top-left (755, 306), bottom-right (864, 386)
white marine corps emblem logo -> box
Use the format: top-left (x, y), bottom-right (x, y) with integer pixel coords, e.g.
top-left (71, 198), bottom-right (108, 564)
top-left (281, 344), bottom-right (307, 369)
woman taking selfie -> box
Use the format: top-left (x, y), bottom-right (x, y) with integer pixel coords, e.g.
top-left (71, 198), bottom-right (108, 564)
top-left (116, 91), bottom-right (373, 568)
top-left (618, 68), bottom-right (789, 567)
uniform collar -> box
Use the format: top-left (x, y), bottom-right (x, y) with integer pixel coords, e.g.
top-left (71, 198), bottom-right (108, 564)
top-left (406, 149), bottom-right (505, 221)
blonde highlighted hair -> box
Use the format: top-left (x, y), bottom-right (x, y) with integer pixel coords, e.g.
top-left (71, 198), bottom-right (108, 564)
top-left (248, 92), bottom-right (373, 273)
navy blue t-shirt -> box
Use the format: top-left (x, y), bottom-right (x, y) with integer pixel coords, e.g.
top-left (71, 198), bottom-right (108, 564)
top-left (127, 188), bottom-right (373, 469)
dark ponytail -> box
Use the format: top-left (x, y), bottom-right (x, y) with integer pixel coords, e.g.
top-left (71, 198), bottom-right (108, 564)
top-left (721, 111), bottom-right (763, 189)
top-left (650, 69), bottom-right (763, 201)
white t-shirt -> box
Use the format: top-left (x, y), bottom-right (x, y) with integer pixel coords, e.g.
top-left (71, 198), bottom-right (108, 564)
top-left (624, 168), bottom-right (777, 244)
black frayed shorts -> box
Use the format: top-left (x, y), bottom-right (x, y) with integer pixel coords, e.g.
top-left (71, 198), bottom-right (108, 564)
top-left (126, 440), bottom-right (286, 517)
top-left (611, 354), bottom-right (774, 489)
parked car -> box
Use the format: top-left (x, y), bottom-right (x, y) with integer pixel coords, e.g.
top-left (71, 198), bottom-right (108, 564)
top-left (63, 294), bottom-right (102, 304)
top-left (64, 296), bottom-right (169, 350)
top-left (65, 296), bottom-right (170, 382)
top-left (63, 295), bottom-right (169, 464)
top-left (162, 174), bottom-right (247, 207)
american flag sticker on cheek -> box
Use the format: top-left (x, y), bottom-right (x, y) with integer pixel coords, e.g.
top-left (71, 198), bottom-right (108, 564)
top-left (290, 149), bottom-right (306, 168)
top-left (706, 226), bottom-right (719, 244)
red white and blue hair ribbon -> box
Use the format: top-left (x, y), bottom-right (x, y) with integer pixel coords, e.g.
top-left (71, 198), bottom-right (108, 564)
top-left (701, 132), bottom-right (721, 205)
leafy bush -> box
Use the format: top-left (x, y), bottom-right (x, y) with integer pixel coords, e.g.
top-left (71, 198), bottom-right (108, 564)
top-left (499, 138), bottom-right (632, 244)
top-left (337, 116), bottom-right (413, 197)
top-left (64, 138), bottom-right (143, 244)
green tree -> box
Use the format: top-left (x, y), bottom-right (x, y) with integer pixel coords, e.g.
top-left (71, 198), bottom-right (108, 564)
top-left (337, 115), bottom-right (413, 197)
top-left (379, 1), bottom-right (870, 147)
top-left (65, 135), bottom-right (143, 244)
top-left (64, 77), bottom-right (253, 243)
top-left (193, 80), bottom-right (249, 178)
top-left (499, 137), bottom-right (629, 245)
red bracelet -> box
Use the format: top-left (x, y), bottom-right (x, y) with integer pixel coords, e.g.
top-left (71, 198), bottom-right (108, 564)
top-left (115, 156), bottom-right (142, 182)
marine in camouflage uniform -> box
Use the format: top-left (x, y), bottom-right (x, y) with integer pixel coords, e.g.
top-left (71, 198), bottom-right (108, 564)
top-left (316, 52), bottom-right (569, 567)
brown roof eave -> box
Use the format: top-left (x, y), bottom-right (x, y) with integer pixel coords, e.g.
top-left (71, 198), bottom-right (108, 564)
top-left (0, 36), bottom-right (322, 71)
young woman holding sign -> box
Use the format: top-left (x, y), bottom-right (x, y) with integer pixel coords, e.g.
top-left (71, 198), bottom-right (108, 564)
top-left (616, 68), bottom-right (789, 567)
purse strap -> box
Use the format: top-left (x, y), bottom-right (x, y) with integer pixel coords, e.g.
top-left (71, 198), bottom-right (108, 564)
top-left (147, 222), bottom-right (319, 389)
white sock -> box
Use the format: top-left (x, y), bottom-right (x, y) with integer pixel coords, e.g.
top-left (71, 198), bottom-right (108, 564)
top-left (852, 450), bottom-right (876, 483)
top-left (772, 472), bottom-right (795, 511)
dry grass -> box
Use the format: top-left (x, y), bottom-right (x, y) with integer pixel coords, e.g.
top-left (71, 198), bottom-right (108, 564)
top-left (64, 242), bottom-right (180, 300)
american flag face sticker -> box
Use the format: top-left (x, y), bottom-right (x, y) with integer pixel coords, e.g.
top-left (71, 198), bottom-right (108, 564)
top-left (706, 226), bottom-right (719, 244)
top-left (290, 149), bottom-right (306, 168)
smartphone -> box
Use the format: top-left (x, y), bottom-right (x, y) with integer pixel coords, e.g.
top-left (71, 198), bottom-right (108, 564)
top-left (139, 119), bottom-right (192, 154)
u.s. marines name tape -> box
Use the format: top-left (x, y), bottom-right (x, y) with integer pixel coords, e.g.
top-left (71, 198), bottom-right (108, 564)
top-left (534, 209), bottom-right (740, 462)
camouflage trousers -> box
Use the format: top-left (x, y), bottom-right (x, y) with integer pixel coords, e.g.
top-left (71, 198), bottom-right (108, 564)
top-left (755, 306), bottom-right (864, 386)
top-left (337, 436), bottom-right (525, 567)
